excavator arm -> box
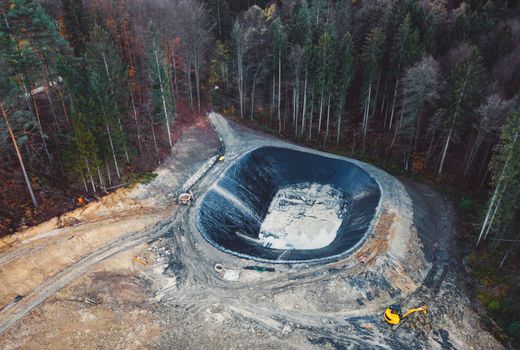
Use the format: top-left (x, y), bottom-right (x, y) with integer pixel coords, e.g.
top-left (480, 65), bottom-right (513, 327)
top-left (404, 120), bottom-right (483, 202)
top-left (383, 305), bottom-right (428, 329)
top-left (402, 306), bottom-right (427, 319)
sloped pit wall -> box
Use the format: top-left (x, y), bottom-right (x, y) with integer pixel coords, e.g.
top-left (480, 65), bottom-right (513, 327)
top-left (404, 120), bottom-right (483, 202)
top-left (197, 146), bottom-right (381, 263)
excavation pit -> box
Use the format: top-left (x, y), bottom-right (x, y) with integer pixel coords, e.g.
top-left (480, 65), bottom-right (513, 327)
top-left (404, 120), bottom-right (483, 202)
top-left (197, 146), bottom-right (381, 263)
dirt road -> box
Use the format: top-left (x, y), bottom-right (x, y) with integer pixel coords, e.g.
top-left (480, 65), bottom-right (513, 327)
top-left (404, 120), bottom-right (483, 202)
top-left (0, 113), bottom-right (502, 349)
top-left (0, 119), bottom-right (220, 340)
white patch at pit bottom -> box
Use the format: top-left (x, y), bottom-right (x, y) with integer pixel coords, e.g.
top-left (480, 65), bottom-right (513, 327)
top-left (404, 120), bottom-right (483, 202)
top-left (258, 183), bottom-right (346, 250)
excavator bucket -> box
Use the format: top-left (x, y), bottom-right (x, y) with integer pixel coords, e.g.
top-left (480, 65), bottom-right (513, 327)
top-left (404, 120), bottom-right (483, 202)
top-left (384, 305), bottom-right (428, 330)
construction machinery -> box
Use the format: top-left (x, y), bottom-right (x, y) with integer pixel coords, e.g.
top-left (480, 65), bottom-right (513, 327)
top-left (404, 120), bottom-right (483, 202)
top-left (176, 190), bottom-right (193, 205)
top-left (384, 304), bottom-right (427, 329)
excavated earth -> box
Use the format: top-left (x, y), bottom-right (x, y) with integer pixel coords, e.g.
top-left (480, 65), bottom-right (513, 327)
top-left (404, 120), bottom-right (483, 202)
top-left (0, 113), bottom-right (503, 349)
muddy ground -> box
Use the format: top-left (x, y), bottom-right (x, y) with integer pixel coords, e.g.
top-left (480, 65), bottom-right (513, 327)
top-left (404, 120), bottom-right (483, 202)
top-left (0, 113), bottom-right (502, 349)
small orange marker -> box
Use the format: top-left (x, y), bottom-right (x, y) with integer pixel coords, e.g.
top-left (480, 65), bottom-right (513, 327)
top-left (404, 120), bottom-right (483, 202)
top-left (132, 257), bottom-right (147, 265)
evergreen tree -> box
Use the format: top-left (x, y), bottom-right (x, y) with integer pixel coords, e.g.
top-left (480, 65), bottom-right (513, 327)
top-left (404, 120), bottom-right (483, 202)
top-left (334, 33), bottom-right (354, 145)
top-left (423, 13), bottom-right (437, 55)
top-left (478, 110), bottom-right (520, 267)
top-left (287, 0), bottom-right (311, 47)
top-left (61, 0), bottom-right (92, 56)
top-left (388, 14), bottom-right (423, 130)
top-left (360, 26), bottom-right (386, 151)
top-left (146, 21), bottom-right (175, 150)
top-left (3, 0), bottom-right (73, 163)
top-left (315, 28), bottom-right (335, 144)
top-left (309, 0), bottom-right (328, 29)
top-left (331, 0), bottom-right (353, 42)
top-left (66, 97), bottom-right (100, 192)
top-left (88, 28), bottom-right (129, 120)
top-left (438, 47), bottom-right (486, 174)
top-left (298, 1), bottom-right (313, 138)
top-left (289, 44), bottom-right (304, 132)
top-left (269, 18), bottom-right (286, 133)
top-left (0, 53), bottom-right (38, 206)
top-left (84, 27), bottom-right (129, 180)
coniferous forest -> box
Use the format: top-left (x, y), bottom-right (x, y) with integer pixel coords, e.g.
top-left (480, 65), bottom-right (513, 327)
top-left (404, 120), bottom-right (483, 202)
top-left (1, 0), bottom-right (520, 342)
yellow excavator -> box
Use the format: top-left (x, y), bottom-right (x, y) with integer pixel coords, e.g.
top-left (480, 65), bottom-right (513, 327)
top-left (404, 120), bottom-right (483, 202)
top-left (384, 304), bottom-right (428, 329)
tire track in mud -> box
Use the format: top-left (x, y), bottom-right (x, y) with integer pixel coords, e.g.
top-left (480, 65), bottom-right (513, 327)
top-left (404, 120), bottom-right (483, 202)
top-left (0, 213), bottom-right (178, 336)
top-left (0, 210), bottom-right (160, 268)
top-left (164, 187), bottom-right (454, 348)
top-left (396, 182), bottom-right (454, 307)
top-left (0, 122), bottom-right (224, 336)
top-left (156, 115), bottom-right (496, 349)
top-left (155, 116), bottom-right (398, 346)
top-left (165, 201), bottom-right (404, 347)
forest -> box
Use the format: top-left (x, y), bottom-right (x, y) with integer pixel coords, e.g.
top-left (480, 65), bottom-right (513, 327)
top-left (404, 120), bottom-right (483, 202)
top-left (0, 0), bottom-right (519, 341)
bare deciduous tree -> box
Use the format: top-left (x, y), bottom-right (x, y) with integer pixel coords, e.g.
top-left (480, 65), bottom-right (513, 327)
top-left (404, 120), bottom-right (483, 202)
top-left (464, 93), bottom-right (516, 177)
top-left (391, 56), bottom-right (441, 169)
top-left (172, 0), bottom-right (212, 112)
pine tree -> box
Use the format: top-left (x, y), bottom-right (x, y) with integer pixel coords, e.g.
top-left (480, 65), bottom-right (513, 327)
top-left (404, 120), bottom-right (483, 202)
top-left (67, 97), bottom-right (100, 192)
top-left (0, 51), bottom-right (38, 207)
top-left (315, 29), bottom-right (335, 144)
top-left (438, 47), bottom-right (485, 174)
top-left (388, 15), bottom-right (423, 130)
top-left (294, 1), bottom-right (312, 137)
top-left (335, 33), bottom-right (354, 145)
top-left (269, 18), bottom-right (287, 133)
top-left (309, 0), bottom-right (328, 29)
top-left (478, 110), bottom-right (520, 267)
top-left (3, 0), bottom-right (72, 163)
top-left (360, 26), bottom-right (386, 151)
top-left (289, 45), bottom-right (304, 133)
top-left (87, 28), bottom-right (129, 121)
top-left (61, 0), bottom-right (92, 56)
top-left (146, 21), bottom-right (175, 150)
top-left (84, 27), bottom-right (129, 180)
top-left (287, 0), bottom-right (311, 47)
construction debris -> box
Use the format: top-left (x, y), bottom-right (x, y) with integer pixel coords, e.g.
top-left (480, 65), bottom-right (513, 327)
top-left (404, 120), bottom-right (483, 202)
top-left (243, 266), bottom-right (275, 273)
top-left (84, 297), bottom-right (99, 305)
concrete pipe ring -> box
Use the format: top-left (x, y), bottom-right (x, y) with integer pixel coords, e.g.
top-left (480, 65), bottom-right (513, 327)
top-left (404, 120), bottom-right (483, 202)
top-left (214, 263), bottom-right (224, 272)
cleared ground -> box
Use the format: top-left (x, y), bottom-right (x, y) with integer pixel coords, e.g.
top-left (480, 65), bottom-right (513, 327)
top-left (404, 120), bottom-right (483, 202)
top-left (0, 114), bottom-right (502, 349)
